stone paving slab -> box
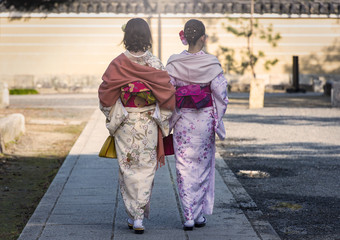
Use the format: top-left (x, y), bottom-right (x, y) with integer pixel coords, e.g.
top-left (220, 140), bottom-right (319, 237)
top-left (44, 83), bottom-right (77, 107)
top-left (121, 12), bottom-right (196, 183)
top-left (18, 108), bottom-right (277, 240)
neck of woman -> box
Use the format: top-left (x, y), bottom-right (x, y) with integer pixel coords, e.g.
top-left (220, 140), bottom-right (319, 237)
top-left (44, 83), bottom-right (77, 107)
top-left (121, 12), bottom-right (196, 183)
top-left (187, 44), bottom-right (203, 54)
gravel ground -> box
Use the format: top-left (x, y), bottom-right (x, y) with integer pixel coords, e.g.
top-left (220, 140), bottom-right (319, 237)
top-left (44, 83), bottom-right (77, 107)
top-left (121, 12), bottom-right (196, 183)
top-left (217, 93), bottom-right (340, 240)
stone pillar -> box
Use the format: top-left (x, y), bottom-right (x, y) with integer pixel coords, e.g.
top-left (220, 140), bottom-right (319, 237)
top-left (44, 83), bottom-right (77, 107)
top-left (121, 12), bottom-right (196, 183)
top-left (249, 78), bottom-right (265, 109)
top-left (312, 77), bottom-right (326, 93)
top-left (331, 82), bottom-right (340, 108)
top-left (3, 83), bottom-right (9, 107)
top-left (0, 113), bottom-right (26, 152)
top-left (0, 114), bottom-right (26, 153)
top-left (0, 82), bottom-right (10, 108)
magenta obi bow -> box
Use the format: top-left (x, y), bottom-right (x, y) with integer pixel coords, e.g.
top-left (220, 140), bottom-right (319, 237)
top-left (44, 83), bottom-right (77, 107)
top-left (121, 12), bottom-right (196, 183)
top-left (175, 84), bottom-right (212, 109)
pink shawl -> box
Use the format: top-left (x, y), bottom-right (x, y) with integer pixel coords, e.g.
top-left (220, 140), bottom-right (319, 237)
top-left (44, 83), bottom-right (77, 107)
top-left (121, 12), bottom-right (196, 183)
top-left (99, 53), bottom-right (175, 110)
top-left (99, 53), bottom-right (176, 169)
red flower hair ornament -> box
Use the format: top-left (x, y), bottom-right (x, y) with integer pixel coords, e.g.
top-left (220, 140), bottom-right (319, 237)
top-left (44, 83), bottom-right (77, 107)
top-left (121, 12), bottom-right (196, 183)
top-left (179, 30), bottom-right (188, 45)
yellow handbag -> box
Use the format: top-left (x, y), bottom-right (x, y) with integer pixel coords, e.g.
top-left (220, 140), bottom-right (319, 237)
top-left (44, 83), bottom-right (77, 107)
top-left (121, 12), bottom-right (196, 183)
top-left (99, 136), bottom-right (117, 158)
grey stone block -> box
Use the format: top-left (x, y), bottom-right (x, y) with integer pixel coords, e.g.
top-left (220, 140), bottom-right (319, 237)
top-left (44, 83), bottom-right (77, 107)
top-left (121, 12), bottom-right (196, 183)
top-left (60, 187), bottom-right (116, 197)
top-left (0, 113), bottom-right (25, 151)
top-left (12, 75), bottom-right (35, 89)
top-left (53, 203), bottom-right (114, 214)
top-left (0, 82), bottom-right (9, 108)
top-left (57, 194), bottom-right (115, 205)
top-left (75, 157), bottom-right (118, 169)
top-left (18, 225), bottom-right (44, 240)
top-left (331, 82), bottom-right (340, 107)
top-left (47, 210), bottom-right (113, 225)
top-left (39, 224), bottom-right (112, 240)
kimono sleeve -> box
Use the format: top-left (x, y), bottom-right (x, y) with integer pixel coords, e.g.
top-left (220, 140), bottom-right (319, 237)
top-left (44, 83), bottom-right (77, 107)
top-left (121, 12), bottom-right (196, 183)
top-left (169, 75), bottom-right (177, 87)
top-left (168, 75), bottom-right (181, 132)
top-left (105, 98), bottom-right (128, 136)
top-left (211, 73), bottom-right (229, 140)
top-left (152, 102), bottom-right (173, 136)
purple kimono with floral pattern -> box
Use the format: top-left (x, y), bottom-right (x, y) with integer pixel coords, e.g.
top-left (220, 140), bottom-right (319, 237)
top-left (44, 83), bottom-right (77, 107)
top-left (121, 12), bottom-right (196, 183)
top-left (166, 50), bottom-right (228, 221)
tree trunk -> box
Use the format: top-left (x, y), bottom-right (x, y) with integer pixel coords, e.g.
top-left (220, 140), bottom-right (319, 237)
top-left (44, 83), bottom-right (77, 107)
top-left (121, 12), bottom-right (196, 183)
top-left (249, 77), bottom-right (265, 109)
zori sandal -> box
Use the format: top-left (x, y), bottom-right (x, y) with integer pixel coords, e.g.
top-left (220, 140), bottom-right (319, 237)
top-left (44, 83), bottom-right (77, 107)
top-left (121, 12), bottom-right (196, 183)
top-left (183, 219), bottom-right (194, 231)
top-left (194, 216), bottom-right (207, 228)
top-left (127, 218), bottom-right (133, 229)
top-left (133, 219), bottom-right (145, 234)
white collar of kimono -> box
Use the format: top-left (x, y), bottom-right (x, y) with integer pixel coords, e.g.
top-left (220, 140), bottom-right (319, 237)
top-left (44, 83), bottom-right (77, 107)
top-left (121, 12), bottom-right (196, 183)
top-left (126, 50), bottom-right (148, 58)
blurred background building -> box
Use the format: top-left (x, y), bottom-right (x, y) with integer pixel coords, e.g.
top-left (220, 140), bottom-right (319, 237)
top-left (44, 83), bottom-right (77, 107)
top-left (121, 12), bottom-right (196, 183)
top-left (0, 0), bottom-right (339, 92)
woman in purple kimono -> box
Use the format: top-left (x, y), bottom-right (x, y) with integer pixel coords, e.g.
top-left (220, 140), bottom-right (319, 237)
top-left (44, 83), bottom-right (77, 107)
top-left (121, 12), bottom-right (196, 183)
top-left (166, 19), bottom-right (228, 230)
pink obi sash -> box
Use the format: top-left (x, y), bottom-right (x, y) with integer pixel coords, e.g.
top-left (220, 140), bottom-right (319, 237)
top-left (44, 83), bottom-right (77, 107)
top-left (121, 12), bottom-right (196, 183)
top-left (121, 81), bottom-right (156, 107)
top-left (175, 84), bottom-right (212, 109)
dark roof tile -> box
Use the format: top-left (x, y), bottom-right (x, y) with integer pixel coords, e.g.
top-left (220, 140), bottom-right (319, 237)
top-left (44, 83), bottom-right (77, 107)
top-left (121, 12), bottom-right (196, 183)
top-left (320, 2), bottom-right (330, 14)
top-left (300, 3), bottom-right (308, 14)
top-left (0, 0), bottom-right (339, 15)
top-left (272, 3), bottom-right (281, 14)
top-left (310, 2), bottom-right (320, 14)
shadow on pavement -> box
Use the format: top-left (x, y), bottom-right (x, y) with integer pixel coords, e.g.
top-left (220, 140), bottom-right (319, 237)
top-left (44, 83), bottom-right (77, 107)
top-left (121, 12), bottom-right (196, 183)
top-left (228, 93), bottom-right (331, 109)
top-left (224, 114), bottom-right (340, 126)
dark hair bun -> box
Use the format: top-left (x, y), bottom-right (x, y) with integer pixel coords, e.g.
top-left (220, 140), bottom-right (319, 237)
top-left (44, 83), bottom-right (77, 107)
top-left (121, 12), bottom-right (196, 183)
top-left (184, 19), bottom-right (205, 46)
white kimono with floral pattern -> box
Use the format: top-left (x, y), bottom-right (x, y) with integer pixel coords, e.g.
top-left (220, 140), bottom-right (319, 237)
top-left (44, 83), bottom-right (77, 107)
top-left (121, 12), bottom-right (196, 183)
top-left (100, 50), bottom-right (172, 220)
top-left (168, 50), bottom-right (228, 221)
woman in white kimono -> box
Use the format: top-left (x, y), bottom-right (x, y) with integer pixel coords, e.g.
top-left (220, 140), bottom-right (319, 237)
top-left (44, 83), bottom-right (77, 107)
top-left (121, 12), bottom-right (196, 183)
top-left (98, 18), bottom-right (175, 234)
top-left (166, 19), bottom-right (228, 230)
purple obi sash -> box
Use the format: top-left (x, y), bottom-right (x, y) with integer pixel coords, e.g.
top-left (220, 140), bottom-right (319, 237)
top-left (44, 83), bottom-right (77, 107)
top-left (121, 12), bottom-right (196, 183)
top-left (175, 84), bottom-right (212, 109)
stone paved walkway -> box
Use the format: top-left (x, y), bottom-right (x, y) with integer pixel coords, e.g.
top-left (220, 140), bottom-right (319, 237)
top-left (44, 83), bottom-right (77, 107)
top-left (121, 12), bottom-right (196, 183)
top-left (18, 108), bottom-right (279, 240)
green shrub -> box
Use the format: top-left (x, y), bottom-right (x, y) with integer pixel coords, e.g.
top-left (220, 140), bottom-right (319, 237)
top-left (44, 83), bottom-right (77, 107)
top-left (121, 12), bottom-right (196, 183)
top-left (9, 89), bottom-right (39, 95)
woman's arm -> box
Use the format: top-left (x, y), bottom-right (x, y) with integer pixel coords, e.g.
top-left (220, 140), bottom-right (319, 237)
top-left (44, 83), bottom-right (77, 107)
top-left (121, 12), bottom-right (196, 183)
top-left (211, 73), bottom-right (229, 140)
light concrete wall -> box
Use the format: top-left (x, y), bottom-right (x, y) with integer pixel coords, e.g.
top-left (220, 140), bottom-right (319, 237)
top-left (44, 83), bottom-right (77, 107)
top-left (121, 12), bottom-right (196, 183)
top-left (0, 13), bottom-right (339, 90)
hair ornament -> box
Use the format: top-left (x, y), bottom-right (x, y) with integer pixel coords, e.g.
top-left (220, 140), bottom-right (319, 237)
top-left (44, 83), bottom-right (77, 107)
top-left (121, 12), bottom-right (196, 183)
top-left (179, 30), bottom-right (188, 45)
top-left (121, 23), bottom-right (126, 32)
